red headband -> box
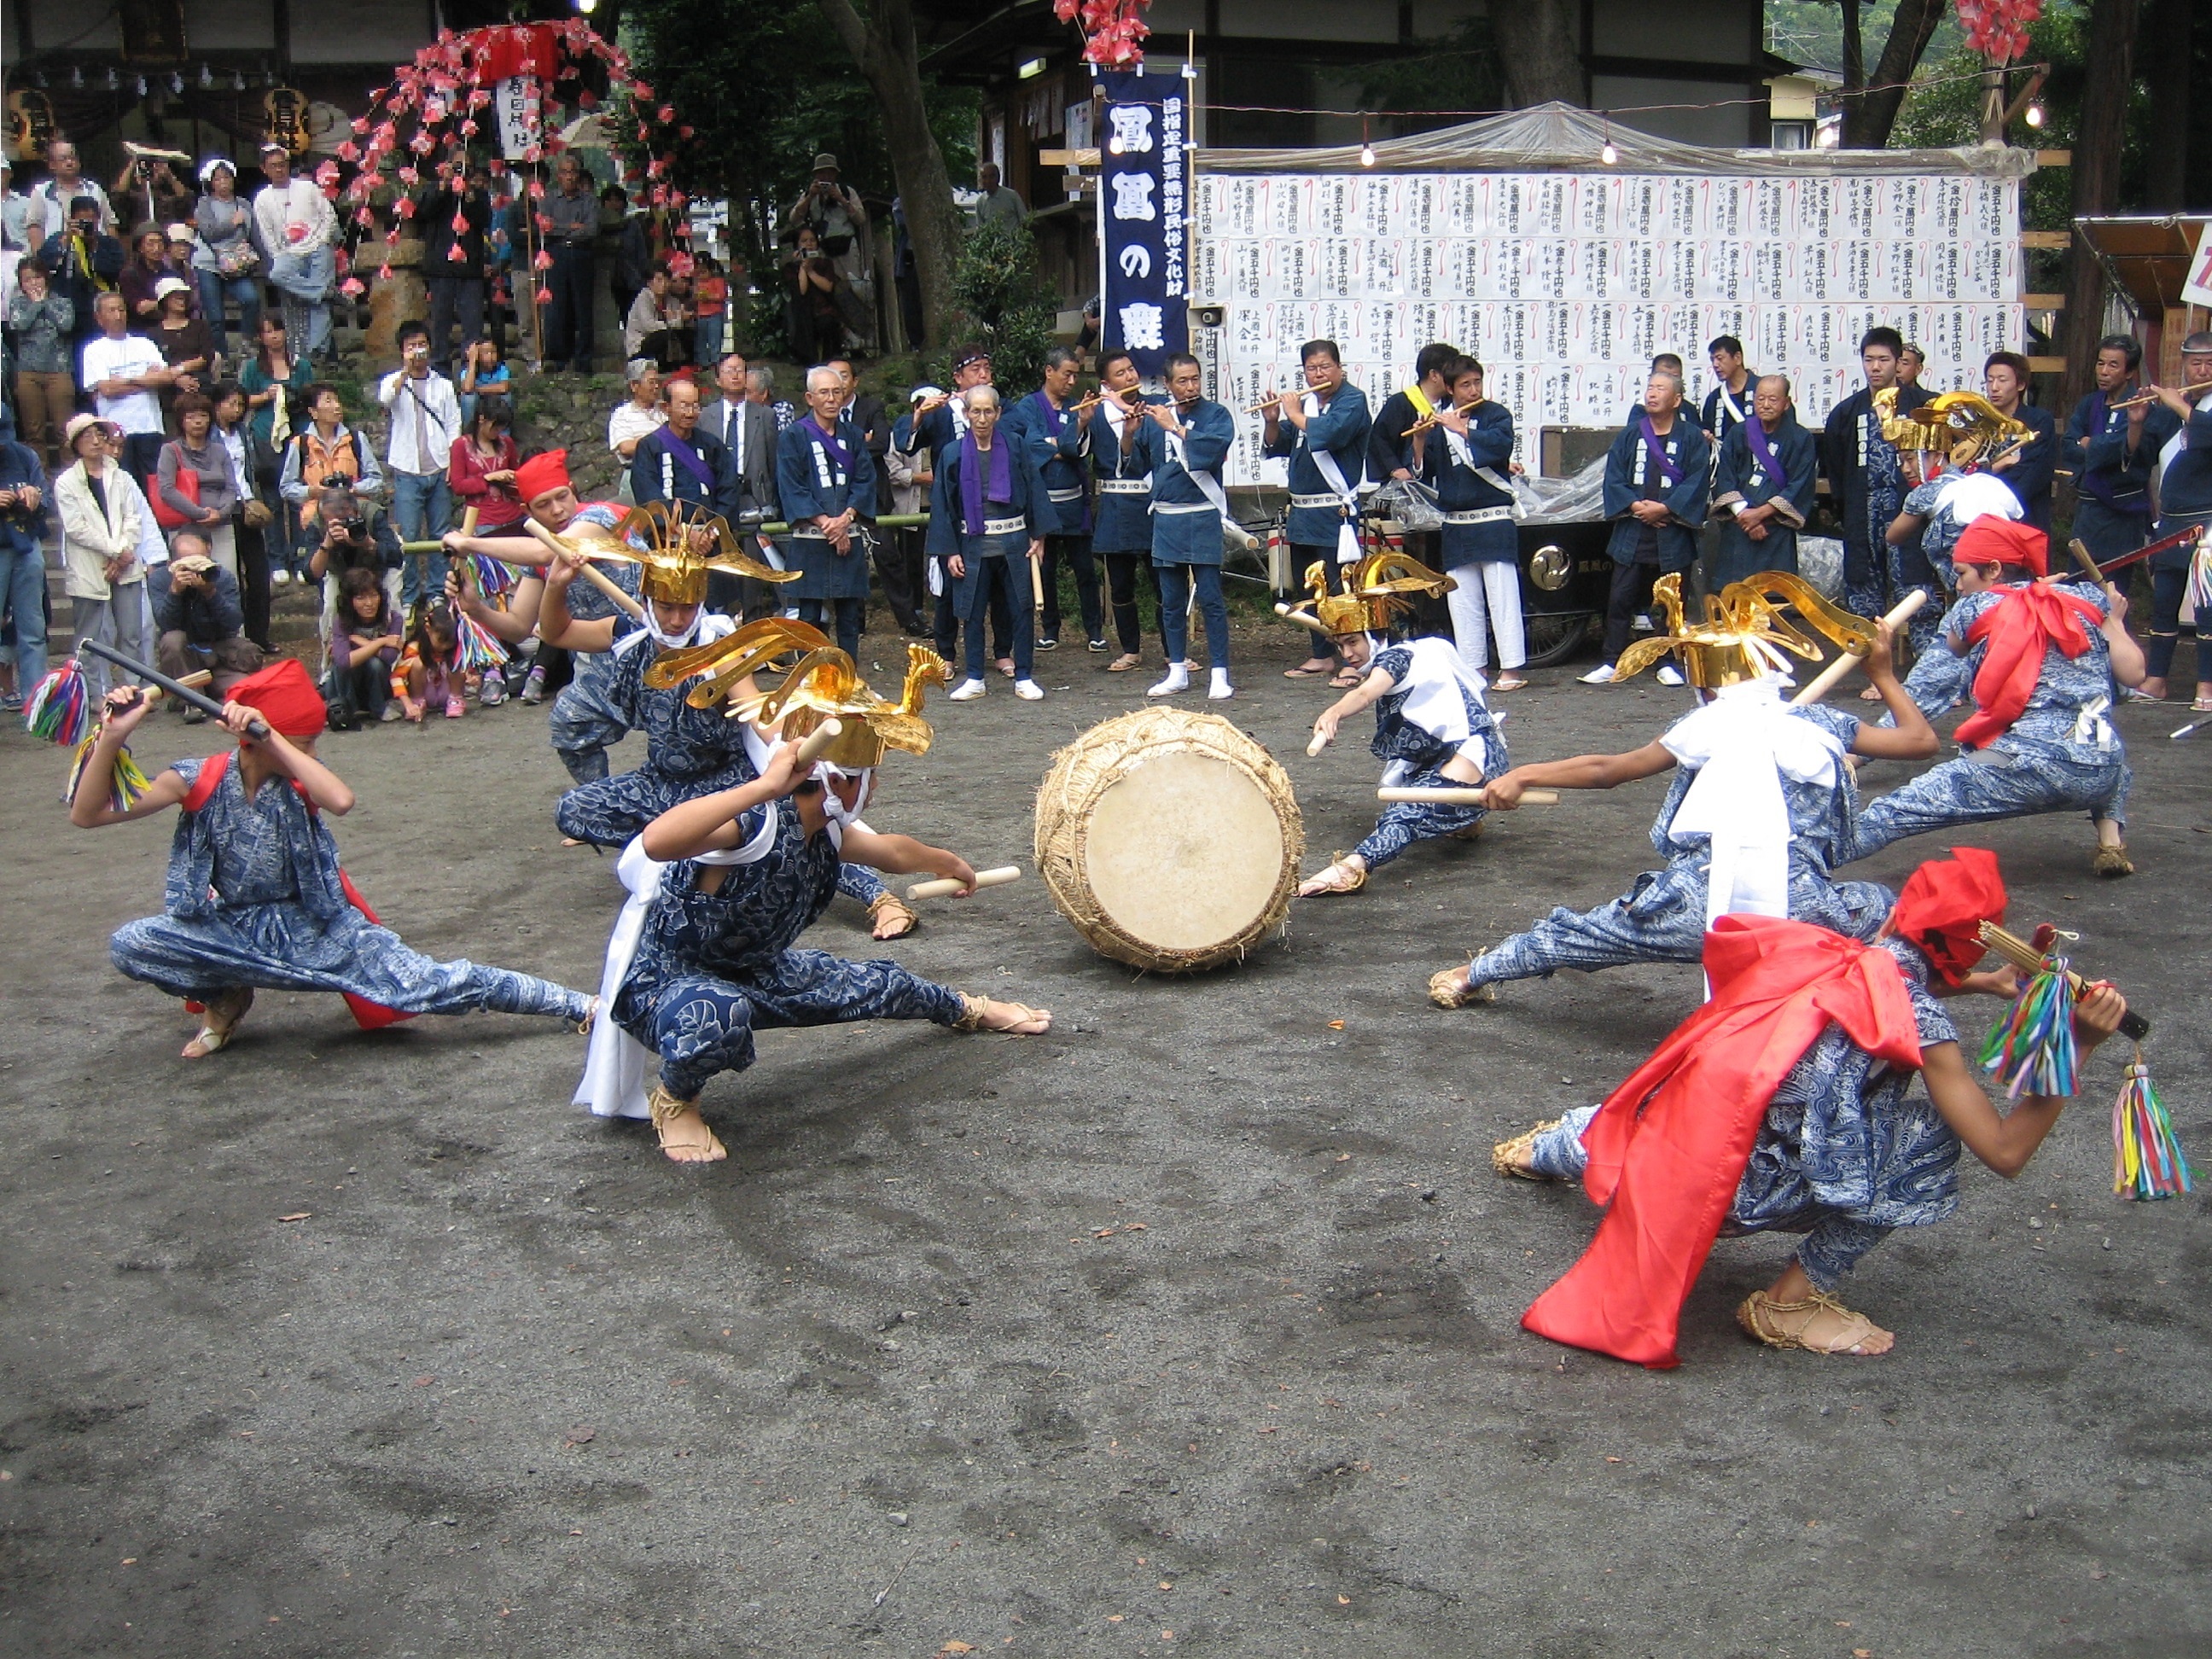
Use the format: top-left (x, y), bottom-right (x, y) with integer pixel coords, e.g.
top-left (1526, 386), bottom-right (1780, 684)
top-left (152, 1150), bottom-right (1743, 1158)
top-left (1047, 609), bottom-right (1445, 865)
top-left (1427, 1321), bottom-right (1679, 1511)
top-left (1891, 847), bottom-right (2007, 983)
top-left (229, 656), bottom-right (327, 740)
top-left (515, 449), bottom-right (573, 504)
top-left (1953, 515), bottom-right (2047, 579)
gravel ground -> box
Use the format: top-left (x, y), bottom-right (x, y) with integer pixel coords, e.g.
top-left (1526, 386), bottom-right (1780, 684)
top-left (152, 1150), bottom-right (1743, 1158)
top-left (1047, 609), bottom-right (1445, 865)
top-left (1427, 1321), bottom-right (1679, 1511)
top-left (2, 619), bottom-right (2206, 1658)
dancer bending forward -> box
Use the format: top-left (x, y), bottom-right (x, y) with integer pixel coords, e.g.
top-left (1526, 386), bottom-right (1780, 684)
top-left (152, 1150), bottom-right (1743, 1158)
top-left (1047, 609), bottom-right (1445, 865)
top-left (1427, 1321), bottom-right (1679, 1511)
top-left (81, 660), bottom-right (591, 1057)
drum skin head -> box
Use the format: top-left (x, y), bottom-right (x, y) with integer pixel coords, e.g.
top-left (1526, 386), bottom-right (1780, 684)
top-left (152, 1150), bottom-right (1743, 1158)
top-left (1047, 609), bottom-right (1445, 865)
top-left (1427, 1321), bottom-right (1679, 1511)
top-left (1034, 707), bottom-right (1302, 973)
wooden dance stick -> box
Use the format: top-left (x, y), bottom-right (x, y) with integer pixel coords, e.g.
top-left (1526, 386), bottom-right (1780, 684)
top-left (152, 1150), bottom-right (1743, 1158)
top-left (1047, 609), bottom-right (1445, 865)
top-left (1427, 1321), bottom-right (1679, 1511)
top-left (905, 864), bottom-right (1023, 901)
top-left (76, 637), bottom-right (268, 737)
top-left (522, 517), bottom-right (649, 620)
top-left (1790, 589), bottom-right (1929, 707)
top-left (1377, 785), bottom-right (1559, 806)
top-left (1276, 602), bottom-right (1331, 634)
top-left (1977, 922), bottom-right (2151, 1041)
top-left (791, 719), bottom-right (844, 767)
top-left (1029, 543), bottom-right (1046, 623)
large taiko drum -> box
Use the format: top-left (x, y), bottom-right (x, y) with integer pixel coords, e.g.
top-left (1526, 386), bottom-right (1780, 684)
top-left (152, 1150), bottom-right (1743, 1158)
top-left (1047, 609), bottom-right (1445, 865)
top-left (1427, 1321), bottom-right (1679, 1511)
top-left (1033, 707), bottom-right (1302, 973)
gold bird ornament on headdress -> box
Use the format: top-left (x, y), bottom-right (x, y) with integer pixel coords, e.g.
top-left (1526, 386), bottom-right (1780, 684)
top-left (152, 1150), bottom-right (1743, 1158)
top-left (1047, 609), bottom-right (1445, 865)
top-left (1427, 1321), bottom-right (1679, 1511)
top-left (558, 499), bottom-right (799, 607)
top-left (748, 643), bottom-right (953, 770)
top-left (1614, 572), bottom-right (1878, 690)
top-left (1876, 387), bottom-right (2030, 470)
top-left (645, 614), bottom-right (835, 707)
top-left (1280, 549), bottom-right (1458, 637)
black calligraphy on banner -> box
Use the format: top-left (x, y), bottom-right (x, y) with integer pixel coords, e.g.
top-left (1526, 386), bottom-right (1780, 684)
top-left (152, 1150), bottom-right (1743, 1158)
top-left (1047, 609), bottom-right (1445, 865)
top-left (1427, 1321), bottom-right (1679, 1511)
top-left (1100, 67), bottom-right (1189, 378)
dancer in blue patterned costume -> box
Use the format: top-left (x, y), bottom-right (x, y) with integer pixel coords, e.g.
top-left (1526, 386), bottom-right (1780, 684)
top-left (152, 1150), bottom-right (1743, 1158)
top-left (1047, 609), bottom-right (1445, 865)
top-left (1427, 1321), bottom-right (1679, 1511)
top-left (1429, 573), bottom-right (1938, 1008)
top-left (1821, 327), bottom-right (1939, 655)
top-left (1493, 850), bottom-right (2131, 1358)
top-left (1283, 551), bottom-right (1502, 894)
top-left (574, 645), bottom-right (1050, 1161)
top-left (76, 661), bottom-right (589, 1058)
top-left (1848, 515), bottom-right (2144, 878)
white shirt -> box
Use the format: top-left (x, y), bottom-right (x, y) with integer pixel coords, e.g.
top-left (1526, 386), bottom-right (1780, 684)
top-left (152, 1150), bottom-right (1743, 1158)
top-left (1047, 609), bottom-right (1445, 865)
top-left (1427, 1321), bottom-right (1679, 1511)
top-left (80, 333), bottom-right (166, 434)
top-left (28, 177), bottom-right (115, 236)
top-left (608, 401), bottom-right (667, 456)
top-left (377, 368), bottom-right (462, 476)
top-left (713, 399), bottom-right (752, 475)
top-left (253, 179), bottom-right (337, 258)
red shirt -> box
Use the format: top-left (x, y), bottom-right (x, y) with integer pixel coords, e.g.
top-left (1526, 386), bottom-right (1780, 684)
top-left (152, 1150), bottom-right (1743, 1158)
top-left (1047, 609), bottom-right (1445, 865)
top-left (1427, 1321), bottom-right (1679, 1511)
top-left (447, 434), bottom-right (524, 529)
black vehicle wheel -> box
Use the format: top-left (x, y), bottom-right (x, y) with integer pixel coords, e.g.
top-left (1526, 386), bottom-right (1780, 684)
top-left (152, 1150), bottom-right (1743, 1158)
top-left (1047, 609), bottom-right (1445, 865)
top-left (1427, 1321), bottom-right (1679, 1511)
top-left (1521, 612), bottom-right (1590, 668)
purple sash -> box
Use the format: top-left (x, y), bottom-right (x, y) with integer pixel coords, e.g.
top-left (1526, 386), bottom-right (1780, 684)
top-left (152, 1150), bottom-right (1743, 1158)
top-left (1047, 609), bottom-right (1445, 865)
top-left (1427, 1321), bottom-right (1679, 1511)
top-left (658, 428), bottom-right (715, 492)
top-left (1033, 390), bottom-right (1064, 436)
top-left (1743, 416), bottom-right (1790, 493)
top-left (1638, 415), bottom-right (1684, 488)
top-left (959, 430), bottom-right (1013, 538)
top-left (804, 416), bottom-right (853, 473)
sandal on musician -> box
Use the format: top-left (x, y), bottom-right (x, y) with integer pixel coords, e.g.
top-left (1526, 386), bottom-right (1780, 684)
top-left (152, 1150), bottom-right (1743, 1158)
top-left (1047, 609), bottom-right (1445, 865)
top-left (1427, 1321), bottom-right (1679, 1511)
top-left (1503, 851), bottom-right (2132, 1369)
top-left (573, 649), bottom-right (1051, 1162)
top-left (1287, 555), bottom-right (1505, 891)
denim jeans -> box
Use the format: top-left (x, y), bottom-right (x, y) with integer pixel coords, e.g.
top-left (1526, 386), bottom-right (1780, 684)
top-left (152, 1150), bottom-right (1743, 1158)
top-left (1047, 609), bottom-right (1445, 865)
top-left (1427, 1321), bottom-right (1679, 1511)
top-left (194, 268), bottom-right (263, 358)
top-left (390, 470), bottom-right (451, 610)
top-left (1155, 562), bottom-right (1228, 668)
top-left (268, 245), bottom-right (335, 360)
top-left (695, 315), bottom-right (724, 366)
top-left (0, 541), bottom-right (48, 691)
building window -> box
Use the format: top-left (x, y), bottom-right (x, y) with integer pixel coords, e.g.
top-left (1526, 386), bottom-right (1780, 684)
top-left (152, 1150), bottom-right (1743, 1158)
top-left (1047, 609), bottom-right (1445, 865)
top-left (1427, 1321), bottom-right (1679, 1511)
top-left (1769, 120), bottom-right (1812, 150)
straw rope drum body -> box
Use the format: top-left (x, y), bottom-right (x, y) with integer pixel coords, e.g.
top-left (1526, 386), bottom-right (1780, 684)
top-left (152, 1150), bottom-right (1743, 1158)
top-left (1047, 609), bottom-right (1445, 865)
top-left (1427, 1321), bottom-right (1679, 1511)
top-left (1033, 707), bottom-right (1302, 972)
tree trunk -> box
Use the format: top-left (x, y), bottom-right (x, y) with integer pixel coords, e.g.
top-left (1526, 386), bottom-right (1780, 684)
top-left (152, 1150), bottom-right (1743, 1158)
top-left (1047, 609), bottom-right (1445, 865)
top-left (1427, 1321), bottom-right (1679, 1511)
top-left (1489, 0), bottom-right (1585, 108)
top-left (1855, 0), bottom-right (1948, 148)
top-left (1838, 0), bottom-right (1866, 145)
top-left (2063, 0), bottom-right (2143, 417)
top-left (815, 0), bottom-right (963, 352)
top-left (2142, 0), bottom-right (2193, 207)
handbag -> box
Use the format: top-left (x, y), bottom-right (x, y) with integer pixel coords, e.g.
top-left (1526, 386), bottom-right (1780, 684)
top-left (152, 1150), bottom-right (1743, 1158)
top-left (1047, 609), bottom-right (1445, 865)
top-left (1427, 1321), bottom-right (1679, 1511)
top-left (216, 242), bottom-right (261, 278)
top-left (150, 443), bottom-right (201, 530)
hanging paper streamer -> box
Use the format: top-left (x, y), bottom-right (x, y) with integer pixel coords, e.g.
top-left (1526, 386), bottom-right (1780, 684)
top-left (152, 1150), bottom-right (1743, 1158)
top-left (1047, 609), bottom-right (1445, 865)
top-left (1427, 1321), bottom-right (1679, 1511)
top-left (455, 610), bottom-right (509, 672)
top-left (2112, 1052), bottom-right (2192, 1201)
top-left (63, 733), bottom-right (151, 813)
top-left (1979, 953), bottom-right (2077, 1100)
top-left (23, 658), bottom-right (91, 745)
top-left (471, 551), bottom-right (520, 599)
top-left (2185, 534), bottom-right (2212, 618)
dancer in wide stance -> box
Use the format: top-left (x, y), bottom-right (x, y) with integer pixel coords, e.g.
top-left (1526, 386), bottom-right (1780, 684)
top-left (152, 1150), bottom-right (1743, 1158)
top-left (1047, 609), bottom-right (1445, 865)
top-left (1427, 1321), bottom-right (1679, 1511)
top-left (1848, 515), bottom-right (2142, 877)
top-left (1493, 850), bottom-right (2128, 1365)
top-left (1288, 552), bottom-right (1505, 895)
top-left (576, 646), bottom-right (1049, 1162)
top-left (1429, 573), bottom-right (1937, 1007)
top-left (78, 659), bottom-right (591, 1057)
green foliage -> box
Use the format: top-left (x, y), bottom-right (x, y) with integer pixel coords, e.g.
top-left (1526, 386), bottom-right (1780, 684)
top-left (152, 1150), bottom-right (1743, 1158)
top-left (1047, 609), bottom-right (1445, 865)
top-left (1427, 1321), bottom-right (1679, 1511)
top-left (1766, 0), bottom-right (1964, 75)
top-left (938, 220), bottom-right (1059, 394)
top-left (620, 0), bottom-right (977, 271)
top-left (1352, 16), bottom-right (1504, 131)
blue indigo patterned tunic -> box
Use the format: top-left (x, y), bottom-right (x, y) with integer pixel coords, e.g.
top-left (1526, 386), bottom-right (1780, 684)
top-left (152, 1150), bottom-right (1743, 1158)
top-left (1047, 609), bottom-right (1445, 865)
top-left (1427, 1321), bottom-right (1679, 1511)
top-left (1347, 640), bottom-right (1507, 870)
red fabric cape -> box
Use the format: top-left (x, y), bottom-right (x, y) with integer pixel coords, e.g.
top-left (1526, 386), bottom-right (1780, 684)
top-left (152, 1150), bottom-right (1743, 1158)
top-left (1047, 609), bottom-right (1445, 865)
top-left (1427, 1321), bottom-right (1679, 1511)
top-left (179, 753), bottom-right (412, 1030)
top-left (1953, 583), bottom-right (2103, 751)
top-left (1521, 915), bottom-right (1923, 1368)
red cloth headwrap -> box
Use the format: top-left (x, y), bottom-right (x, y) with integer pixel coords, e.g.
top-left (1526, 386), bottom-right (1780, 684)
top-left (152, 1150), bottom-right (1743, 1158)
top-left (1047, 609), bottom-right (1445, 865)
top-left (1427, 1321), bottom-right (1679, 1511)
top-left (229, 657), bottom-right (327, 739)
top-left (515, 449), bottom-right (573, 505)
top-left (1953, 580), bottom-right (2103, 749)
top-left (1890, 847), bottom-right (2007, 983)
top-left (1954, 515), bottom-right (2047, 578)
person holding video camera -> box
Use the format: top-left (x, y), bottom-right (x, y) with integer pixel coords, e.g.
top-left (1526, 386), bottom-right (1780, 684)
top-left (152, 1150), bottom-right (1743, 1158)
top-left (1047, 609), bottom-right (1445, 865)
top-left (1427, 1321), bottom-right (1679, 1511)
top-left (303, 482), bottom-right (403, 663)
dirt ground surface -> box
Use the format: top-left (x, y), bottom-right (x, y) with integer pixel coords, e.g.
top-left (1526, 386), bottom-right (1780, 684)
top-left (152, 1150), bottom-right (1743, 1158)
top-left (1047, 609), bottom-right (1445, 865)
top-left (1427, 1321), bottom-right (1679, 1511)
top-left (2, 616), bottom-right (2207, 1658)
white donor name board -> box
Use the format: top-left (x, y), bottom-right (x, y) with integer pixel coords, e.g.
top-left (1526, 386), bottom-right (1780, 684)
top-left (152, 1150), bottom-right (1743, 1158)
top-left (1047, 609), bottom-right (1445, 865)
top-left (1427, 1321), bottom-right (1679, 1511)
top-left (1188, 171), bottom-right (2023, 488)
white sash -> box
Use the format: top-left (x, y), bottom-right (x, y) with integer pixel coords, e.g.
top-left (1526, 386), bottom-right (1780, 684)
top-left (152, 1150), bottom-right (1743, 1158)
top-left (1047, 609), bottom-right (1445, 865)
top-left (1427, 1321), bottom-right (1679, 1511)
top-left (1303, 391), bottom-right (1362, 564)
top-left (1444, 417), bottom-right (1524, 520)
top-left (2160, 389), bottom-right (2212, 474)
top-left (1378, 636), bottom-right (1490, 788)
top-left (1161, 429), bottom-right (1231, 521)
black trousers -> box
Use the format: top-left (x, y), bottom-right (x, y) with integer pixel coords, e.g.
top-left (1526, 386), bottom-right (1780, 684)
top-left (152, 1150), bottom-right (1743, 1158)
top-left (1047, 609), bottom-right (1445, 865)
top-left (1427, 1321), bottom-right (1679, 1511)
top-left (1102, 552), bottom-right (1155, 655)
top-left (428, 276), bottom-right (486, 368)
top-left (877, 527), bottom-right (928, 634)
top-left (1602, 558), bottom-right (1663, 667)
top-left (1039, 533), bottom-right (1103, 644)
top-left (544, 243), bottom-right (594, 369)
top-left (235, 515), bottom-right (272, 650)
top-left (932, 556), bottom-right (1010, 665)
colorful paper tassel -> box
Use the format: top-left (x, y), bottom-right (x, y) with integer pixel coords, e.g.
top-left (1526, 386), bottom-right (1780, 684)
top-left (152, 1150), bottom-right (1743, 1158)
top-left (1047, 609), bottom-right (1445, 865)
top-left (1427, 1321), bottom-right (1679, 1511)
top-left (2112, 1052), bottom-right (2192, 1201)
top-left (2186, 537), bottom-right (2212, 616)
top-left (455, 610), bottom-right (509, 672)
top-left (23, 658), bottom-right (91, 745)
top-left (1979, 956), bottom-right (2078, 1101)
top-left (470, 551), bottom-right (519, 599)
top-left (62, 733), bottom-right (150, 813)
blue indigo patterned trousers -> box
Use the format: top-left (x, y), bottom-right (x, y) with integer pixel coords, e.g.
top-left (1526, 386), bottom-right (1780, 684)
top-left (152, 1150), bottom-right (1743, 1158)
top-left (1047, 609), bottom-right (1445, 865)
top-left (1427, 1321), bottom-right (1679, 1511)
top-left (1353, 765), bottom-right (1486, 870)
top-left (112, 904), bottom-right (589, 1022)
top-left (1524, 1104), bottom-right (1891, 1292)
top-left (615, 948), bottom-right (964, 1100)
top-left (1849, 740), bottom-right (2128, 861)
top-left (548, 673), bottom-right (628, 784)
top-left (1465, 861), bottom-right (1893, 989)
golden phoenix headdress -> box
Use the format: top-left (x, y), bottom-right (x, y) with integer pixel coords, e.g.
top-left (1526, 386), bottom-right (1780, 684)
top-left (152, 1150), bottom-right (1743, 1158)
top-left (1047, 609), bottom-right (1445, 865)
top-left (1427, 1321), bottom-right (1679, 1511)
top-left (1280, 549), bottom-right (1458, 637)
top-left (1876, 387), bottom-right (2030, 470)
top-left (748, 642), bottom-right (953, 770)
top-left (557, 499), bottom-right (798, 606)
top-left (645, 615), bottom-right (837, 707)
top-left (1615, 572), bottom-right (1878, 691)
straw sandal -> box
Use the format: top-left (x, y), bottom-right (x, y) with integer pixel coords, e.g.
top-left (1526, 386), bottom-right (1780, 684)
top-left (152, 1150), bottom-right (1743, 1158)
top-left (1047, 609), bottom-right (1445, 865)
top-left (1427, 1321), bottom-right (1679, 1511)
top-left (1299, 856), bottom-right (1367, 896)
top-left (2092, 844), bottom-right (2134, 878)
top-left (954, 993), bottom-right (1051, 1034)
top-left (182, 988), bottom-right (254, 1059)
top-left (1107, 654), bottom-right (1143, 672)
top-left (1492, 1117), bottom-right (1563, 1180)
top-left (647, 1084), bottom-right (727, 1164)
top-left (1427, 966), bottom-right (1495, 1008)
top-left (868, 892), bottom-right (919, 939)
top-left (1735, 1289), bottom-right (1886, 1355)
